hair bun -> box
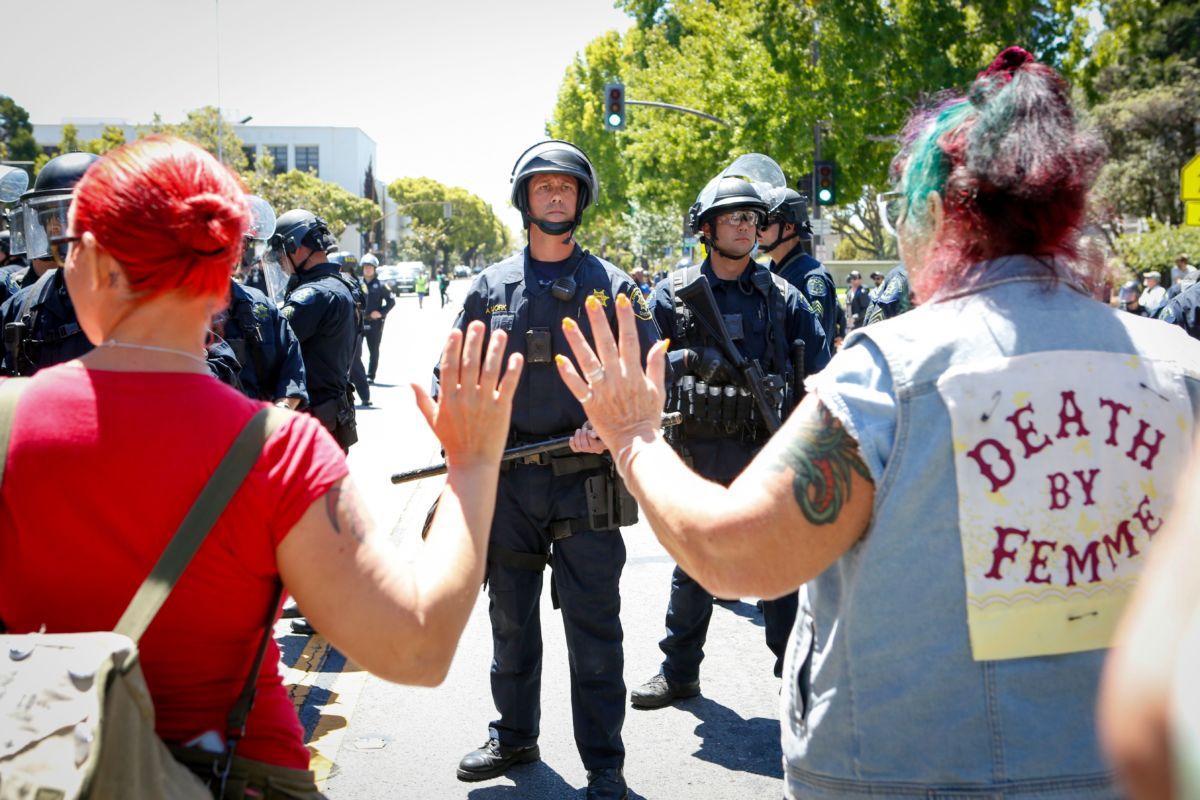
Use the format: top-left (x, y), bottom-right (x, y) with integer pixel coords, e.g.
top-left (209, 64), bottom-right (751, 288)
top-left (978, 46), bottom-right (1034, 81)
top-left (179, 192), bottom-right (245, 257)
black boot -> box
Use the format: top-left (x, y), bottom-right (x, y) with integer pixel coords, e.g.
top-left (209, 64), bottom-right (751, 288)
top-left (629, 672), bottom-right (700, 709)
top-left (456, 738), bottom-right (540, 782)
top-left (587, 768), bottom-right (629, 800)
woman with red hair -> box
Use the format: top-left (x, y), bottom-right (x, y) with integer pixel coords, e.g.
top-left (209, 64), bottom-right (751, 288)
top-left (0, 136), bottom-right (523, 795)
top-left (553, 49), bottom-right (1200, 797)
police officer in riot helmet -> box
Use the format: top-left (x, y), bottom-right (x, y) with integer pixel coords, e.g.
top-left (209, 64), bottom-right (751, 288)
top-left (268, 210), bottom-right (359, 451)
top-left (1118, 279), bottom-right (1151, 317)
top-left (214, 196), bottom-right (308, 409)
top-left (328, 250), bottom-right (370, 407)
top-left (626, 167), bottom-right (829, 711)
top-left (443, 140), bottom-right (660, 800)
top-left (0, 152), bottom-right (102, 374)
top-left (359, 252), bottom-right (394, 382)
top-left (758, 186), bottom-right (838, 345)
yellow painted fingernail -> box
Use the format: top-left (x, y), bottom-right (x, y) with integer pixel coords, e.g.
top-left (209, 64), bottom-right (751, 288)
top-left (586, 295), bottom-right (599, 311)
top-left (617, 293), bottom-right (631, 308)
top-left (555, 354), bottom-right (568, 366)
top-left (663, 337), bottom-right (671, 350)
top-left (562, 317), bottom-right (578, 332)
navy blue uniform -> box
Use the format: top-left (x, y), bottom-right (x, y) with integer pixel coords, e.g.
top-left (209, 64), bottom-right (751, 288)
top-left (436, 245), bottom-right (660, 771)
top-left (650, 257), bottom-right (828, 681)
top-left (219, 280), bottom-right (308, 404)
top-left (1157, 281), bottom-right (1200, 339)
top-left (362, 275), bottom-right (395, 382)
top-left (281, 262), bottom-right (358, 449)
top-left (340, 273), bottom-right (370, 405)
top-left (771, 244), bottom-right (837, 345)
top-left (864, 263), bottom-right (912, 324)
top-left (0, 269), bottom-right (93, 375)
top-left (0, 264), bottom-right (33, 307)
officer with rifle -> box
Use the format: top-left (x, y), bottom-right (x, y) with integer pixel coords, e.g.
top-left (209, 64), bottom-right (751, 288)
top-left (440, 140), bottom-right (660, 800)
top-left (627, 157), bottom-right (829, 711)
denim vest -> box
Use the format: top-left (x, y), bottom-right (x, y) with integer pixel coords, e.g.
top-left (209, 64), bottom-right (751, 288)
top-left (788, 256), bottom-right (1200, 798)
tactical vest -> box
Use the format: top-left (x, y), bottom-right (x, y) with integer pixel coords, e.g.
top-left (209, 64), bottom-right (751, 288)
top-left (665, 263), bottom-right (792, 442)
top-left (3, 270), bottom-right (88, 377)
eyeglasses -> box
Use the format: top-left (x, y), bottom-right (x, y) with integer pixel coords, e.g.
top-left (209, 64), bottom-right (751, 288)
top-left (715, 210), bottom-right (763, 228)
top-left (876, 191), bottom-right (906, 237)
top-left (51, 236), bottom-right (81, 268)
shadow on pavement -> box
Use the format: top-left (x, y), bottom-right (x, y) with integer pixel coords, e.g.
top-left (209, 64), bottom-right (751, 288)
top-left (681, 696), bottom-right (783, 779)
top-left (714, 599), bottom-right (766, 629)
top-left (465, 761), bottom-right (575, 799)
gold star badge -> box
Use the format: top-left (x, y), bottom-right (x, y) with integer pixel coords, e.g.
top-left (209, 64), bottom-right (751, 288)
top-left (590, 289), bottom-right (610, 307)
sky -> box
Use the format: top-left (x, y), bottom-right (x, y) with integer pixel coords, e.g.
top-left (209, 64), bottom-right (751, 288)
top-left (4, 0), bottom-right (633, 234)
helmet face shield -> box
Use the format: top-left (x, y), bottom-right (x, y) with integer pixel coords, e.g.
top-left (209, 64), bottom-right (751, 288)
top-left (260, 244), bottom-right (291, 306)
top-left (246, 195), bottom-right (277, 242)
top-left (8, 207), bottom-right (26, 256)
top-left (0, 166), bottom-right (30, 204)
top-left (23, 193), bottom-right (73, 261)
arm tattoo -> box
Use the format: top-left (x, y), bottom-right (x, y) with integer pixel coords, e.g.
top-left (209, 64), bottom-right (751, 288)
top-left (771, 402), bottom-right (871, 525)
top-left (324, 485), bottom-right (368, 543)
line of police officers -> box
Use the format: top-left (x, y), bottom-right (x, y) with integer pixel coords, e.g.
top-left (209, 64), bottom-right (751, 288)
top-left (0, 151), bottom-right (373, 451)
top-left (435, 141), bottom-right (842, 800)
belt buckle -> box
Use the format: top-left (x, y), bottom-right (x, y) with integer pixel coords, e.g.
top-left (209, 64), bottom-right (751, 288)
top-left (520, 452), bottom-right (548, 466)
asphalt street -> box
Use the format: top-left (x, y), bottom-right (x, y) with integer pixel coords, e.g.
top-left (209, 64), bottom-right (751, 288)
top-left (277, 278), bottom-right (787, 799)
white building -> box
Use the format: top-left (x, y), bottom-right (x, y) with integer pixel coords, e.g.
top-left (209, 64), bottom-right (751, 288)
top-left (32, 120), bottom-right (394, 255)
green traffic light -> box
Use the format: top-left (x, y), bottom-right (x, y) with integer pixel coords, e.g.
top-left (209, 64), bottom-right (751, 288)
top-left (818, 188), bottom-right (833, 203)
top-left (608, 113), bottom-right (623, 127)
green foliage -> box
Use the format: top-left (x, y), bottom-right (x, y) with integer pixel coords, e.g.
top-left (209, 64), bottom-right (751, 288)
top-left (1113, 223), bottom-right (1200, 277)
top-left (141, 106), bottom-right (248, 173)
top-left (387, 176), bottom-right (512, 268)
top-left (33, 124), bottom-right (128, 174)
top-left (245, 155), bottom-right (379, 238)
top-left (0, 95), bottom-right (40, 167)
top-left (548, 0), bottom-right (1095, 260)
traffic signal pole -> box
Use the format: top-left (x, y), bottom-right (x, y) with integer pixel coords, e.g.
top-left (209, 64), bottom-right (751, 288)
top-left (812, 17), bottom-right (821, 222)
top-left (624, 100), bottom-right (731, 128)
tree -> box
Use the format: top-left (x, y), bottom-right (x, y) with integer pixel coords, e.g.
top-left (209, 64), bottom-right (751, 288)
top-left (246, 155), bottom-right (379, 238)
top-left (387, 176), bottom-right (511, 268)
top-left (142, 106), bottom-right (248, 172)
top-left (0, 96), bottom-right (40, 168)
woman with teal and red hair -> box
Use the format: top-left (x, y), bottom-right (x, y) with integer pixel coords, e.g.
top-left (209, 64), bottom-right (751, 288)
top-left (554, 48), bottom-right (1200, 798)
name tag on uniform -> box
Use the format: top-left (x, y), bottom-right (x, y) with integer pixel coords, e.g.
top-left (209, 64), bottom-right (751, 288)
top-left (723, 314), bottom-right (744, 341)
top-left (937, 351), bottom-right (1194, 661)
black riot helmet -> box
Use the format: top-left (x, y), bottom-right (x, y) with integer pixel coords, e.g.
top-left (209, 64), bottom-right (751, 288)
top-left (270, 209), bottom-right (338, 257)
top-left (510, 140), bottom-right (599, 238)
top-left (688, 176), bottom-right (768, 234)
top-left (21, 152), bottom-right (101, 262)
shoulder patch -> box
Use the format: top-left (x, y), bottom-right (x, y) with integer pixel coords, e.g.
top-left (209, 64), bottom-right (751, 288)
top-left (805, 274), bottom-right (828, 298)
top-left (1159, 305), bottom-right (1176, 323)
top-left (252, 302), bottom-right (271, 321)
top-left (288, 286), bottom-right (318, 305)
top-left (795, 292), bottom-right (815, 313)
top-left (632, 287), bottom-right (654, 321)
top-left (280, 305), bottom-right (295, 321)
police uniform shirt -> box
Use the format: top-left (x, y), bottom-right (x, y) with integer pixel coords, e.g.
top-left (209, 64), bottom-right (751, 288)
top-left (438, 245), bottom-right (661, 439)
top-left (651, 258), bottom-right (831, 383)
top-left (363, 276), bottom-right (396, 325)
top-left (281, 263), bottom-right (357, 407)
top-left (864, 263), bottom-right (912, 325)
top-left (771, 245), bottom-right (837, 345)
top-left (0, 268), bottom-right (92, 375)
top-left (0, 264), bottom-right (34, 306)
top-left (1156, 281), bottom-right (1200, 340)
top-left (222, 281), bottom-right (308, 404)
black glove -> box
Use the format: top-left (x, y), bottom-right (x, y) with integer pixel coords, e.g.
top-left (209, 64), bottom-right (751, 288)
top-left (692, 346), bottom-right (736, 384)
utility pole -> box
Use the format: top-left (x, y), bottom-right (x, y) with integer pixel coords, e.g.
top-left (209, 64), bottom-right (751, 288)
top-left (214, 0), bottom-right (224, 164)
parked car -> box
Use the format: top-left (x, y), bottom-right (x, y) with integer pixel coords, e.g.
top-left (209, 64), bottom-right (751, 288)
top-left (454, 265), bottom-right (471, 278)
top-left (382, 262), bottom-right (422, 294)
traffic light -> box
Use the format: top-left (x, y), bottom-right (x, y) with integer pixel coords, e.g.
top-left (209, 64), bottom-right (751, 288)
top-left (603, 83), bottom-right (626, 131)
top-left (814, 160), bottom-right (837, 206)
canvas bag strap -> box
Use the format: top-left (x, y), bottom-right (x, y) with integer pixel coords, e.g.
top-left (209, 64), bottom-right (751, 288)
top-left (0, 377), bottom-right (31, 488)
top-left (115, 406), bottom-right (291, 643)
